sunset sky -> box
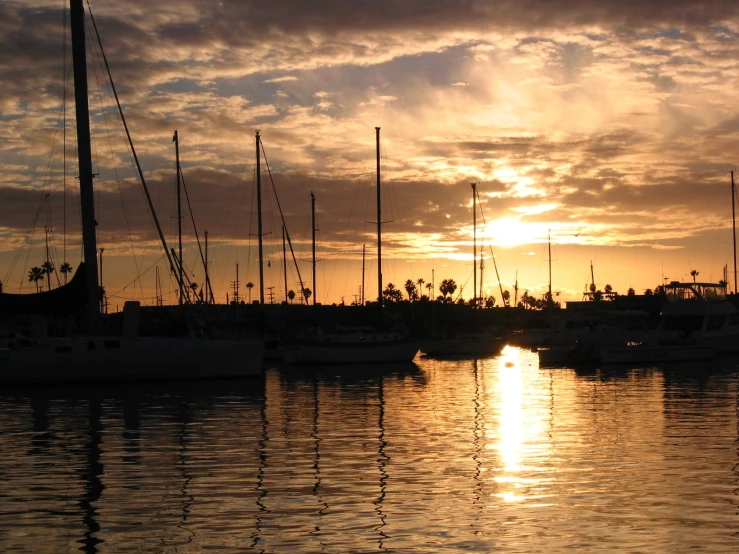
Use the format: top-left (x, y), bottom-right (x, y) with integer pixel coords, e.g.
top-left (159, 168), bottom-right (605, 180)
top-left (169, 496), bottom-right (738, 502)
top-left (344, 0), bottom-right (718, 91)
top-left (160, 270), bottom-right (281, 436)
top-left (2, 0), bottom-right (739, 307)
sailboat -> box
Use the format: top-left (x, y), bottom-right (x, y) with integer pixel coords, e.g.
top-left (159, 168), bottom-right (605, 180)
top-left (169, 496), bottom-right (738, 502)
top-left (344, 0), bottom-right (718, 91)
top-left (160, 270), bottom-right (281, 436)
top-left (280, 127), bottom-right (419, 365)
top-left (420, 182), bottom-right (506, 357)
top-left (0, 0), bottom-right (263, 383)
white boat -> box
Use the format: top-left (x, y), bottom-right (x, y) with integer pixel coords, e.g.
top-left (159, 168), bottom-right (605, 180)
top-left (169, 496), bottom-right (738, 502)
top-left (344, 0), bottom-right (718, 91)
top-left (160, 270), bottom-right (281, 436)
top-left (281, 128), bottom-right (419, 365)
top-left (601, 281), bottom-right (738, 365)
top-left (281, 327), bottom-right (418, 365)
top-left (0, 1), bottom-right (264, 383)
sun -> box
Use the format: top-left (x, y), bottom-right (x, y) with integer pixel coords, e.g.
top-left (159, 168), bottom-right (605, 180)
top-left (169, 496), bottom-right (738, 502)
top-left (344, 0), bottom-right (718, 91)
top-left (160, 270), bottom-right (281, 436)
top-left (484, 218), bottom-right (545, 249)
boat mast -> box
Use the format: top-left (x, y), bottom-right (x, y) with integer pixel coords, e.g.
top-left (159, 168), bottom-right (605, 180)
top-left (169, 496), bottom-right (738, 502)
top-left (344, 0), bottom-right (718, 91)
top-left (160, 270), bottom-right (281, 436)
top-left (732, 170), bottom-right (737, 294)
top-left (472, 182), bottom-right (477, 308)
top-left (590, 260), bottom-right (595, 300)
top-left (70, 0), bottom-right (99, 331)
top-left (256, 131), bottom-right (265, 304)
top-left (282, 225), bottom-right (288, 304)
top-left (361, 244), bottom-right (366, 306)
top-left (376, 127), bottom-right (383, 308)
top-left (174, 130), bottom-right (184, 304)
top-left (548, 230), bottom-right (553, 315)
top-left (311, 191), bottom-right (317, 306)
top-left (204, 230), bottom-right (210, 304)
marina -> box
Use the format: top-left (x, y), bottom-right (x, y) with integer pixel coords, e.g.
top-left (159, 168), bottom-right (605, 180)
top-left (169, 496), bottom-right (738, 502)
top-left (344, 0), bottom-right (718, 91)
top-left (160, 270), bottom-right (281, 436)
top-left (1, 349), bottom-right (738, 552)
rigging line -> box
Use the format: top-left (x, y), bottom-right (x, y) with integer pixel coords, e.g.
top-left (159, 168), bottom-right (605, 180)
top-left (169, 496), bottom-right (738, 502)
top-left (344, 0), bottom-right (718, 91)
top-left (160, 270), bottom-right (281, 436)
top-left (327, 174), bottom-right (365, 305)
top-left (108, 254), bottom-right (165, 299)
top-left (6, 191), bottom-right (49, 289)
top-left (179, 167), bottom-right (214, 304)
top-left (87, 1), bottom-right (179, 291)
top-left (87, 30), bottom-right (144, 297)
top-left (260, 141), bottom-right (309, 303)
top-left (475, 189), bottom-right (506, 306)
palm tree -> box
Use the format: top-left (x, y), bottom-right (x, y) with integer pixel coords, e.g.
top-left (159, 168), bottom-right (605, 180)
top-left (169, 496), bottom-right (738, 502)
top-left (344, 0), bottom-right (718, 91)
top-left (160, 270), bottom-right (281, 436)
top-left (59, 262), bottom-right (73, 284)
top-left (288, 289), bottom-right (295, 304)
top-left (190, 282), bottom-right (199, 302)
top-left (690, 269), bottom-right (699, 283)
top-left (627, 287), bottom-right (636, 296)
top-left (303, 287), bottom-right (312, 303)
top-left (28, 266), bottom-right (44, 293)
top-left (41, 261), bottom-right (54, 291)
top-left (502, 290), bottom-right (510, 307)
top-left (604, 284), bottom-right (613, 299)
top-left (416, 278), bottom-right (425, 298)
top-left (485, 296), bottom-right (495, 308)
top-left (404, 279), bottom-right (417, 301)
top-left (425, 282), bottom-right (433, 299)
top-left (246, 281), bottom-right (254, 303)
top-left (439, 279), bottom-right (457, 302)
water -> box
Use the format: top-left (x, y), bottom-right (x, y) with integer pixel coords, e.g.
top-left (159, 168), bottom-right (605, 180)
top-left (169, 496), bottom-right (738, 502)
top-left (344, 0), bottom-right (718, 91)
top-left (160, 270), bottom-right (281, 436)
top-left (1, 347), bottom-right (738, 552)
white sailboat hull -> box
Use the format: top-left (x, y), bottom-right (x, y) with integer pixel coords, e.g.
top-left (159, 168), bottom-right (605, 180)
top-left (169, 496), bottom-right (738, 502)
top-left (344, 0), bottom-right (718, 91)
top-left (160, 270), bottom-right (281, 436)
top-left (0, 336), bottom-right (264, 384)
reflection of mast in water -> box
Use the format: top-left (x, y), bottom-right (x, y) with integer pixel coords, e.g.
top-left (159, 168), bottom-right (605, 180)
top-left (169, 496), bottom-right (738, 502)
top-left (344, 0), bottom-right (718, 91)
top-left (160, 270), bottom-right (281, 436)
top-left (121, 397), bottom-right (140, 465)
top-left (250, 380), bottom-right (269, 551)
top-left (310, 378), bottom-right (328, 543)
top-left (176, 401), bottom-right (195, 547)
top-left (78, 398), bottom-right (104, 554)
top-left (733, 385), bottom-right (739, 537)
top-left (29, 395), bottom-right (51, 456)
top-left (374, 376), bottom-right (389, 551)
top-left (472, 359), bottom-right (484, 524)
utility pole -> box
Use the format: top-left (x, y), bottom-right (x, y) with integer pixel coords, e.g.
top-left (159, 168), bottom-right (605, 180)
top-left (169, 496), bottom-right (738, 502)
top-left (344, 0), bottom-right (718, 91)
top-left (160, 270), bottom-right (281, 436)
top-left (99, 248), bottom-right (104, 313)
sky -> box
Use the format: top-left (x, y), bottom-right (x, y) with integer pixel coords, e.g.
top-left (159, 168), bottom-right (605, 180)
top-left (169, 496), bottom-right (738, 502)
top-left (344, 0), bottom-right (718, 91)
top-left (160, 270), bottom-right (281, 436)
top-left (2, 0), bottom-right (739, 308)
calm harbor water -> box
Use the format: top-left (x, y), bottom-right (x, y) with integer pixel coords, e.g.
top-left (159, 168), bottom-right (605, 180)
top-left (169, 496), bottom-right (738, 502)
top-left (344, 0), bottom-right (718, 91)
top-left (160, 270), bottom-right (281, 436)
top-left (0, 347), bottom-right (738, 552)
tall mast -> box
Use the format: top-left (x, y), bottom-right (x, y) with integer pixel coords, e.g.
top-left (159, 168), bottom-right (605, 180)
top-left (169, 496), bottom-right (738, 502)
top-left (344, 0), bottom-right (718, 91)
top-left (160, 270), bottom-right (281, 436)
top-left (376, 127), bottom-right (382, 308)
top-left (361, 244), bottom-right (366, 306)
top-left (590, 260), bottom-right (595, 300)
top-left (311, 191), bottom-right (317, 306)
top-left (732, 171), bottom-right (737, 294)
top-left (548, 230), bottom-right (553, 315)
top-left (471, 182), bottom-right (477, 308)
top-left (256, 131), bottom-right (265, 304)
top-left (282, 225), bottom-right (288, 304)
top-left (70, 0), bottom-right (99, 331)
top-left (174, 130), bottom-right (183, 305)
top-left (204, 230), bottom-right (210, 304)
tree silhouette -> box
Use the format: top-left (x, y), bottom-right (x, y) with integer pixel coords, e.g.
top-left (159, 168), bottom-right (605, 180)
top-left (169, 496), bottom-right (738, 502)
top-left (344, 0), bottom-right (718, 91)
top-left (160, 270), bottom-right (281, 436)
top-left (627, 287), bottom-right (636, 297)
top-left (439, 279), bottom-right (457, 302)
top-left (485, 296), bottom-right (495, 308)
top-left (690, 269), bottom-right (699, 283)
top-left (28, 266), bottom-right (44, 293)
top-left (425, 282), bottom-right (433, 298)
top-left (288, 289), bottom-right (295, 304)
top-left (60, 262), bottom-right (73, 285)
top-left (190, 282), bottom-right (199, 303)
top-left (416, 278), bottom-right (425, 298)
top-left (246, 281), bottom-right (254, 303)
top-left (303, 287), bottom-right (312, 303)
top-left (383, 283), bottom-right (403, 303)
top-left (404, 279), bottom-right (417, 301)
top-left (502, 290), bottom-right (510, 307)
top-left (41, 261), bottom-right (54, 291)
